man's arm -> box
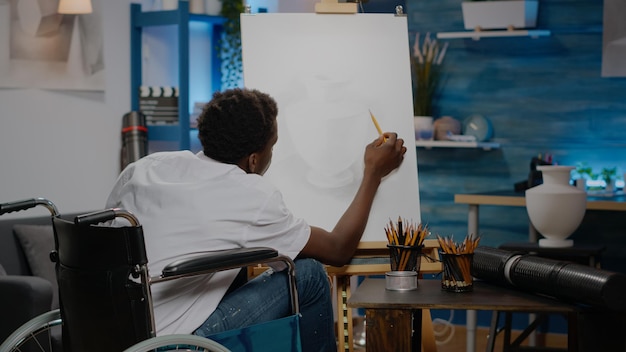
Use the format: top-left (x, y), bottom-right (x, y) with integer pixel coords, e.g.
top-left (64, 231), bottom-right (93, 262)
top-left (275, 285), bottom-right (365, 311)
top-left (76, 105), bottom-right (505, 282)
top-left (297, 132), bottom-right (407, 267)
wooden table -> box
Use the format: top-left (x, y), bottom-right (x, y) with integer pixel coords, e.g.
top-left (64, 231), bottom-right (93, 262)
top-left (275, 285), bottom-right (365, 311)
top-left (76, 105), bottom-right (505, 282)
top-left (454, 190), bottom-right (626, 243)
top-left (454, 190), bottom-right (626, 352)
top-left (347, 278), bottom-right (580, 352)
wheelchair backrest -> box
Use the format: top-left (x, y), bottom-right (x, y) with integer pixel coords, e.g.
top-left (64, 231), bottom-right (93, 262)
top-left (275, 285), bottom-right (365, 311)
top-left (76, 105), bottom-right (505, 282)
top-left (52, 217), bottom-right (153, 352)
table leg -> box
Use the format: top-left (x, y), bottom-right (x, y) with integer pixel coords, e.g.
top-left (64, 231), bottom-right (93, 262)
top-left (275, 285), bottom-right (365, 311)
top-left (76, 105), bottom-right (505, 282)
top-left (467, 204), bottom-right (479, 352)
top-left (528, 219), bottom-right (538, 346)
top-left (486, 311), bottom-right (499, 352)
top-left (364, 309), bottom-right (419, 352)
top-left (567, 312), bottom-right (578, 352)
top-left (421, 309), bottom-right (437, 352)
top-left (466, 309), bottom-right (477, 352)
top-left (468, 204), bottom-right (479, 238)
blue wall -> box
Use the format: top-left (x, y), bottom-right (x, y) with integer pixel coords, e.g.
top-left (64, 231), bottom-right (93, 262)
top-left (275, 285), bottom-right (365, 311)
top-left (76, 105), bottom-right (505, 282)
top-left (406, 0), bottom-right (626, 274)
top-left (404, 0), bottom-right (626, 333)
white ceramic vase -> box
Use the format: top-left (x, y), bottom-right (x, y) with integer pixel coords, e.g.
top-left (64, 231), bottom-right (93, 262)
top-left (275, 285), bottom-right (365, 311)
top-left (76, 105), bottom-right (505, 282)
top-left (525, 165), bottom-right (587, 248)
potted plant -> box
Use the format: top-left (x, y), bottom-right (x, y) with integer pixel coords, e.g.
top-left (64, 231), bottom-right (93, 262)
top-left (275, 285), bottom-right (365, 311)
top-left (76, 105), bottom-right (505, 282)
top-left (573, 162), bottom-right (593, 190)
top-left (601, 166), bottom-right (617, 192)
top-left (411, 33), bottom-right (448, 117)
top-left (461, 0), bottom-right (539, 31)
top-left (410, 33), bottom-right (448, 140)
top-left (219, 0), bottom-right (245, 89)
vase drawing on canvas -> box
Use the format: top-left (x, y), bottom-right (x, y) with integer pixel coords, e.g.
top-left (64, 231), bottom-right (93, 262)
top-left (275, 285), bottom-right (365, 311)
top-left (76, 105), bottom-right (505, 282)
top-left (283, 73), bottom-right (369, 189)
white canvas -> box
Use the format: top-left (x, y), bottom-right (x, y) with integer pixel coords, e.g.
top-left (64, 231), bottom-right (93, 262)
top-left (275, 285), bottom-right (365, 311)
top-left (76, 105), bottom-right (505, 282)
top-left (241, 13), bottom-right (420, 243)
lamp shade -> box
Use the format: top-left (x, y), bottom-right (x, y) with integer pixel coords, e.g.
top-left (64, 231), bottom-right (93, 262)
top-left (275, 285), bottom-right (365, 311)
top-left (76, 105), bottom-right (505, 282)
top-left (57, 0), bottom-right (92, 14)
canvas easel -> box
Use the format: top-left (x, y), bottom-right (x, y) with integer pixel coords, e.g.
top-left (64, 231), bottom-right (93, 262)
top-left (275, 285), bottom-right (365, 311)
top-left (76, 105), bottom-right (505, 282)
top-left (240, 10), bottom-right (429, 352)
top-left (314, 0), bottom-right (358, 14)
top-left (299, 6), bottom-right (437, 350)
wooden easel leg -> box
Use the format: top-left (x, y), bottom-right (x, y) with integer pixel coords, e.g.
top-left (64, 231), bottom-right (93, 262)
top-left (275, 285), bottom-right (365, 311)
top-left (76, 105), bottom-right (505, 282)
top-left (335, 275), bottom-right (353, 352)
top-left (422, 309), bottom-right (438, 352)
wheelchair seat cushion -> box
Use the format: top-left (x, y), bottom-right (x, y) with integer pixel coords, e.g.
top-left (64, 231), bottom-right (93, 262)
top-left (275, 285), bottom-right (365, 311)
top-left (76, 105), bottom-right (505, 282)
top-left (13, 224), bottom-right (58, 309)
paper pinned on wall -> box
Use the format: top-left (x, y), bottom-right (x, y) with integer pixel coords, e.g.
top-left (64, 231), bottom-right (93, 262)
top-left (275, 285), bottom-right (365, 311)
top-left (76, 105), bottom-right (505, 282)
top-left (602, 0), bottom-right (626, 77)
top-left (241, 13), bottom-right (420, 243)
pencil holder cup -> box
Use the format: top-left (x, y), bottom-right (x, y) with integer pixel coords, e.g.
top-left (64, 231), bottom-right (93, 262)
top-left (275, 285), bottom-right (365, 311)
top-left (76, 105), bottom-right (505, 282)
top-left (385, 270), bottom-right (418, 291)
top-left (387, 244), bottom-right (423, 272)
top-left (440, 252), bottom-right (474, 292)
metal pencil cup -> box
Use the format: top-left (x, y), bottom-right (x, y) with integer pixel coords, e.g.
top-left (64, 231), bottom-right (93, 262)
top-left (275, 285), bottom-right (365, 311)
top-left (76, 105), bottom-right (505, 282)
top-left (440, 252), bottom-right (474, 292)
top-left (386, 245), bottom-right (423, 291)
top-left (387, 244), bottom-right (423, 272)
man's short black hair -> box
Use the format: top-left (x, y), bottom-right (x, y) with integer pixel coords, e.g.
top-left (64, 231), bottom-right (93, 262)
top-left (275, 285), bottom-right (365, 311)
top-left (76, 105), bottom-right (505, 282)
top-left (197, 88), bottom-right (278, 164)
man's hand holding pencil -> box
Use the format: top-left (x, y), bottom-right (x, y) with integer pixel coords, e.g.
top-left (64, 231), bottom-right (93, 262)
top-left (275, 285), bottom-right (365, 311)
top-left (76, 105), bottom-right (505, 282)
top-left (364, 110), bottom-right (407, 179)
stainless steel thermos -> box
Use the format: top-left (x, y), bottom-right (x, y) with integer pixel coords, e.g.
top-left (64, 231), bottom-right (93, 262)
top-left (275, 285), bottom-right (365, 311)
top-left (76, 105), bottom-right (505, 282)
top-left (121, 111), bottom-right (148, 170)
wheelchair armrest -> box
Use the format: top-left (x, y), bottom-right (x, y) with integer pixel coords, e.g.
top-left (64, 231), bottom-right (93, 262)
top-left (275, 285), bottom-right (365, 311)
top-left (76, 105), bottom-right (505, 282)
top-left (162, 247), bottom-right (279, 277)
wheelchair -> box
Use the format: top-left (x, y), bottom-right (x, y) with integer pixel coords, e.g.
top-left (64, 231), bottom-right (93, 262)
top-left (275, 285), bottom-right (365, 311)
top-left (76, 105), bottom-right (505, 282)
top-left (0, 198), bottom-right (301, 352)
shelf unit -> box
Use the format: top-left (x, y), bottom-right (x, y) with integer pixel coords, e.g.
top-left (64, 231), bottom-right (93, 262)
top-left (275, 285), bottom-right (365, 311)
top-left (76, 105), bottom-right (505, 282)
top-left (415, 140), bottom-right (501, 151)
top-left (130, 1), bottom-right (225, 150)
top-left (437, 29), bottom-right (550, 40)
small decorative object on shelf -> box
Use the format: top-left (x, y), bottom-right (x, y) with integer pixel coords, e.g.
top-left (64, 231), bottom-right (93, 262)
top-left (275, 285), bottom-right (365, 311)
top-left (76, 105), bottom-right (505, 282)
top-left (205, 0), bottom-right (222, 15)
top-left (573, 162), bottom-right (593, 191)
top-left (436, 0), bottom-right (548, 40)
top-left (411, 32), bottom-right (448, 130)
top-left (138, 86), bottom-right (179, 125)
top-left (601, 166), bottom-right (618, 192)
top-left (411, 34), bottom-right (455, 143)
top-left (414, 116), bottom-right (434, 141)
top-left (461, 0), bottom-right (539, 31)
top-left (526, 165), bottom-right (587, 248)
top-left (462, 114), bottom-right (494, 142)
top-left (433, 116), bottom-right (460, 141)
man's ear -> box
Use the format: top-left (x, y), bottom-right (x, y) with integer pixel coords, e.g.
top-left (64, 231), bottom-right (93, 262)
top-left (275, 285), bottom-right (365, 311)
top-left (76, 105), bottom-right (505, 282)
top-left (247, 153), bottom-right (258, 174)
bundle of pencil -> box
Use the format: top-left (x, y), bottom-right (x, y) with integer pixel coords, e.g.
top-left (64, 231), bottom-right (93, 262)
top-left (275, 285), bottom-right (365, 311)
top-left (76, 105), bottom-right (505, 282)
top-left (385, 217), bottom-right (429, 271)
top-left (437, 234), bottom-right (480, 255)
top-left (437, 234), bottom-right (480, 290)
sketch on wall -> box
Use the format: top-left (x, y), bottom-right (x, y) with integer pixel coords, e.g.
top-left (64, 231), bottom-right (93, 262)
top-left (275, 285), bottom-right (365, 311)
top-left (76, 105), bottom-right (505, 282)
top-left (0, 0), bottom-right (104, 90)
top-left (602, 0), bottom-right (626, 77)
top-left (241, 13), bottom-right (421, 243)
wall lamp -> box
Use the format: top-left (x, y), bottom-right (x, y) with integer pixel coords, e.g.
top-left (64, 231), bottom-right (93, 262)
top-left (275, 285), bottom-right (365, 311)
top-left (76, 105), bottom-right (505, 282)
top-left (58, 0), bottom-right (93, 14)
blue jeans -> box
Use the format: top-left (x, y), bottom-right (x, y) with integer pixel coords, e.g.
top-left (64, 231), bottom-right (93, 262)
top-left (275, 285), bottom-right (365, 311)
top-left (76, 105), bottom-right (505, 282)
top-left (193, 258), bottom-right (335, 352)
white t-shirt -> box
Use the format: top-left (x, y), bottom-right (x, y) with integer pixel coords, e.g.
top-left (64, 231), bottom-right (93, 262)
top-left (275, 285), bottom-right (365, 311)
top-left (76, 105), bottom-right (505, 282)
top-left (105, 151), bottom-right (311, 335)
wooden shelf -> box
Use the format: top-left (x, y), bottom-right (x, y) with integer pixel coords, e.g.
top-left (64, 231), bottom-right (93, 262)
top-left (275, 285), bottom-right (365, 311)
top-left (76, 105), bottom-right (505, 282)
top-left (437, 29), bottom-right (550, 40)
top-left (415, 140), bottom-right (500, 150)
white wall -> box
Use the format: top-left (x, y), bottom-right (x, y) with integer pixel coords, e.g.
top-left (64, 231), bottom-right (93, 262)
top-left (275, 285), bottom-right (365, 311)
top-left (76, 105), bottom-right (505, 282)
top-left (0, 0), bottom-right (318, 218)
top-left (0, 0), bottom-right (131, 217)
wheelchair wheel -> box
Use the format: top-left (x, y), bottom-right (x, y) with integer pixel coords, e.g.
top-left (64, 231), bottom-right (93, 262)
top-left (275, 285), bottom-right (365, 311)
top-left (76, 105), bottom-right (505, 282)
top-left (123, 334), bottom-right (231, 352)
top-left (0, 309), bottom-right (62, 352)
